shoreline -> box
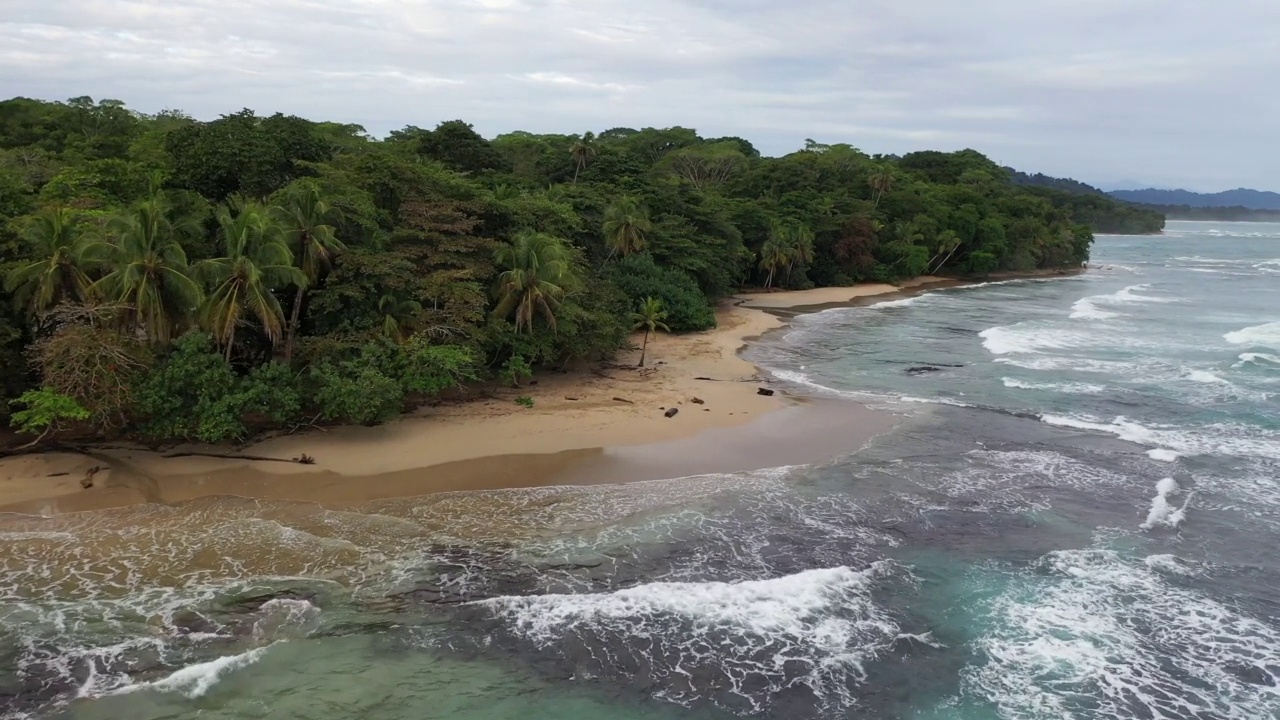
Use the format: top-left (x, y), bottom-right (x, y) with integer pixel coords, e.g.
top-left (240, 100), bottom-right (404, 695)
top-left (0, 271), bottom-right (1077, 515)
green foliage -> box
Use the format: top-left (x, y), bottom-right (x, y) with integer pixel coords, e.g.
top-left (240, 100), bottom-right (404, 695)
top-left (132, 333), bottom-right (249, 442)
top-left (8, 388), bottom-right (89, 435)
top-left (606, 253), bottom-right (714, 332)
top-left (0, 95), bottom-right (1136, 443)
top-left (515, 395), bottom-right (534, 408)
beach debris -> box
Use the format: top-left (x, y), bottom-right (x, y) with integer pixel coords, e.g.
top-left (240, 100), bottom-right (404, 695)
top-left (612, 396), bottom-right (634, 404)
top-left (161, 451), bottom-right (316, 465)
top-left (294, 454), bottom-right (316, 465)
top-left (80, 465), bottom-right (101, 489)
top-left (691, 397), bottom-right (705, 404)
top-left (757, 388), bottom-right (776, 396)
top-left (564, 396), bottom-right (581, 401)
top-left (664, 407), bottom-right (680, 418)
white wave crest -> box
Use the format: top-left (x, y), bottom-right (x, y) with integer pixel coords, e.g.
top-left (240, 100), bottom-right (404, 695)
top-left (1234, 352), bottom-right (1280, 368)
top-left (1224, 321), bottom-right (1280, 350)
top-left (1069, 297), bottom-right (1118, 320)
top-left (1002, 377), bottom-right (1106, 394)
top-left (1040, 414), bottom-right (1280, 460)
top-left (869, 296), bottom-right (924, 309)
top-left (480, 563), bottom-right (902, 713)
top-left (979, 324), bottom-right (1080, 355)
top-left (116, 646), bottom-right (270, 699)
top-left (1147, 449), bottom-right (1180, 462)
top-left (1186, 370), bottom-right (1229, 384)
top-left (965, 548), bottom-right (1280, 720)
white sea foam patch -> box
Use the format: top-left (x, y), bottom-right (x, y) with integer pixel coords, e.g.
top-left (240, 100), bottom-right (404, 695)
top-left (769, 369), bottom-right (858, 399)
top-left (1002, 377), bottom-right (1106, 395)
top-left (113, 646), bottom-right (271, 699)
top-left (1225, 321), bottom-right (1280, 350)
top-left (869, 295), bottom-right (925, 309)
top-left (1147, 449), bottom-right (1180, 462)
top-left (965, 549), bottom-right (1280, 720)
top-left (480, 563), bottom-right (903, 713)
top-left (1140, 478), bottom-right (1192, 530)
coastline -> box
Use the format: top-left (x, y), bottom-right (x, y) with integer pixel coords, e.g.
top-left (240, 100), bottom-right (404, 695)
top-left (0, 272), bottom-right (1071, 515)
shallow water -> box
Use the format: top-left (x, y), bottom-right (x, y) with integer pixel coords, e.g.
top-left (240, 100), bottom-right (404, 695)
top-left (3, 221), bottom-right (1279, 719)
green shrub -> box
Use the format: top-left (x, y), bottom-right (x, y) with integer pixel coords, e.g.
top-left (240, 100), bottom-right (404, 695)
top-left (132, 334), bottom-right (247, 442)
top-left (8, 388), bottom-right (89, 436)
top-left (606, 253), bottom-right (715, 332)
top-left (309, 351), bottom-right (404, 425)
top-left (515, 396), bottom-right (534, 408)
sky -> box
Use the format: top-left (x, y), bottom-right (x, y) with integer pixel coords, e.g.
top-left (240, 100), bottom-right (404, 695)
top-left (2, 0), bottom-right (1278, 192)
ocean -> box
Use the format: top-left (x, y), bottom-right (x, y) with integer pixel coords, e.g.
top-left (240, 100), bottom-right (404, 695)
top-left (2, 220), bottom-right (1277, 719)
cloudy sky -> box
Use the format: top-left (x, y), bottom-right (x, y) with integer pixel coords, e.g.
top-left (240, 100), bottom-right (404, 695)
top-left (3, 0), bottom-right (1277, 191)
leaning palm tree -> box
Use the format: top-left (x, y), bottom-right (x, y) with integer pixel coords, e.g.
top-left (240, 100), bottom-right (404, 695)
top-left (4, 208), bottom-right (99, 317)
top-left (569, 132), bottom-right (596, 184)
top-left (492, 230), bottom-right (576, 333)
top-left (91, 197), bottom-right (202, 345)
top-left (274, 183), bottom-right (345, 362)
top-left (759, 236), bottom-right (789, 290)
top-left (195, 197), bottom-right (306, 360)
top-left (602, 196), bottom-right (652, 260)
top-left (631, 297), bottom-right (670, 368)
top-left (378, 293), bottom-right (423, 343)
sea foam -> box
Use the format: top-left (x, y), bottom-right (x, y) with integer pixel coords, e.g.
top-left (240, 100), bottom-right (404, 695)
top-left (1225, 321), bottom-right (1280, 350)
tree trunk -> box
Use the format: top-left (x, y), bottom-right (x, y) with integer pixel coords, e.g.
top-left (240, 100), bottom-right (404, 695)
top-left (638, 329), bottom-right (649, 367)
top-left (224, 325), bottom-right (235, 363)
top-left (285, 289), bottom-right (304, 363)
top-left (765, 267), bottom-right (775, 289)
top-left (573, 162), bottom-right (581, 184)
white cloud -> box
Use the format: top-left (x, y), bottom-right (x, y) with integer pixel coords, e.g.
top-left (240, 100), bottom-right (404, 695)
top-left (0, 0), bottom-right (1277, 190)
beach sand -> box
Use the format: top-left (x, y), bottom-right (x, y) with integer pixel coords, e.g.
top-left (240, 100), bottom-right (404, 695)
top-left (0, 279), bottom-right (952, 515)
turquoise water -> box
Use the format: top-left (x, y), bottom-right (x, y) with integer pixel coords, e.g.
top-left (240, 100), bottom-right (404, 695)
top-left (3, 221), bottom-right (1278, 719)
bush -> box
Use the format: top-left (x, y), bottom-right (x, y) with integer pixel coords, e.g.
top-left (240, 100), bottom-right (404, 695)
top-left (8, 388), bottom-right (89, 437)
top-left (29, 313), bottom-right (149, 430)
top-left (515, 396), bottom-right (534, 408)
top-left (133, 334), bottom-right (246, 442)
top-left (606, 253), bottom-right (715, 332)
top-left (309, 359), bottom-right (404, 425)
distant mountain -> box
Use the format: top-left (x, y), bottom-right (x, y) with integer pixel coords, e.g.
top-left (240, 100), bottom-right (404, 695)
top-left (1108, 188), bottom-right (1280, 210)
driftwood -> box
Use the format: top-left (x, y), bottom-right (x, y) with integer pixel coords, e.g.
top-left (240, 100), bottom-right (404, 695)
top-left (160, 451), bottom-right (316, 465)
top-left (611, 397), bottom-right (634, 404)
top-left (664, 408), bottom-right (679, 418)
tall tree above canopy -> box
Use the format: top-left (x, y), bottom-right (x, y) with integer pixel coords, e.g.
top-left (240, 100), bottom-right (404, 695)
top-left (4, 208), bottom-right (98, 317)
top-left (416, 120), bottom-right (509, 175)
top-left (195, 196), bottom-right (305, 359)
top-left (570, 132), bottom-right (596, 184)
top-left (492, 230), bottom-right (576, 333)
top-left (274, 181), bottom-right (345, 362)
top-left (165, 110), bottom-right (330, 201)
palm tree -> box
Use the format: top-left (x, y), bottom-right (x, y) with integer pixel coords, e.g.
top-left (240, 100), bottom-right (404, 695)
top-left (492, 230), bottom-right (576, 333)
top-left (602, 196), bottom-right (651, 260)
top-left (759, 235), bottom-right (788, 290)
top-left (4, 208), bottom-right (99, 317)
top-left (378, 293), bottom-right (423, 343)
top-left (274, 184), bottom-right (344, 362)
top-left (569, 132), bottom-right (596, 184)
top-left (92, 197), bottom-right (202, 345)
top-left (195, 197), bottom-right (306, 360)
top-left (631, 296), bottom-right (670, 368)
top-left (868, 167), bottom-right (895, 208)
top-left (785, 224), bottom-right (815, 283)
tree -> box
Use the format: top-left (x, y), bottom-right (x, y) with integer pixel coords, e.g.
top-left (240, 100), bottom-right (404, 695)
top-left (570, 132), bottom-right (596, 183)
top-left (8, 388), bottom-right (90, 447)
top-left (275, 182), bottom-right (345, 362)
top-left (630, 296), bottom-right (670, 367)
top-left (4, 208), bottom-right (98, 317)
top-left (602, 195), bottom-right (651, 259)
top-left (92, 195), bottom-right (202, 345)
top-left (759, 235), bottom-right (788, 290)
top-left (378, 293), bottom-right (422, 343)
top-left (196, 196), bottom-right (306, 359)
top-left (868, 167), bottom-right (895, 208)
top-left (492, 230), bottom-right (576, 333)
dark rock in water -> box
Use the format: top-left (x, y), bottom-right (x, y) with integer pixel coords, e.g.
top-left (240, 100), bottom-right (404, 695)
top-left (171, 609), bottom-right (221, 635)
top-left (906, 366), bottom-right (945, 375)
top-left (757, 388), bottom-right (775, 396)
top-left (664, 407), bottom-right (679, 418)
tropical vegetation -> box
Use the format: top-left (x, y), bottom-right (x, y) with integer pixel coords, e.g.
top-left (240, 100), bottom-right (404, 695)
top-left (0, 96), bottom-right (1159, 445)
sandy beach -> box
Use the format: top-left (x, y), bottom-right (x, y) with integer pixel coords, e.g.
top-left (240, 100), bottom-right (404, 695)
top-left (0, 278), bottom-right (958, 515)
